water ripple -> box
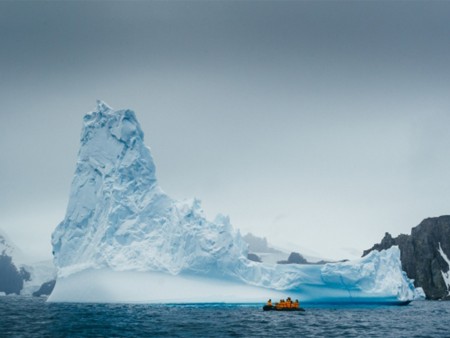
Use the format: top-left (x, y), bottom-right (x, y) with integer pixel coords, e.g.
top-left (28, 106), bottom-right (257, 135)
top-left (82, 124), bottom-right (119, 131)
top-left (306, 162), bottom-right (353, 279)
top-left (0, 297), bottom-right (449, 337)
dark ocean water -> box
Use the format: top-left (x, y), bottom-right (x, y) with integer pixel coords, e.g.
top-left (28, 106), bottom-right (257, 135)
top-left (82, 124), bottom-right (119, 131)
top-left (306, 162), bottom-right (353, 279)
top-left (0, 297), bottom-right (449, 337)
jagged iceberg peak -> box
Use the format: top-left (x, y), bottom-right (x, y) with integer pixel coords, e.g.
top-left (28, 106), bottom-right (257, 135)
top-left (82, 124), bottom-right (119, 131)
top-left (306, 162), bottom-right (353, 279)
top-left (82, 100), bottom-right (145, 147)
top-left (52, 102), bottom-right (247, 277)
top-left (96, 99), bottom-right (112, 113)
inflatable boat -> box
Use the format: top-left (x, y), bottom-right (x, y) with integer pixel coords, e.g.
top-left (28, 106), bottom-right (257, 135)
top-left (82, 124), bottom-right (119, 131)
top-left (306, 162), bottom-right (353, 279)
top-left (263, 305), bottom-right (305, 312)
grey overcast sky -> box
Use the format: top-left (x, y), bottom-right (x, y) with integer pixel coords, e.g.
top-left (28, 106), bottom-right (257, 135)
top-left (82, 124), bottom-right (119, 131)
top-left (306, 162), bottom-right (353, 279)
top-left (1, 1), bottom-right (450, 261)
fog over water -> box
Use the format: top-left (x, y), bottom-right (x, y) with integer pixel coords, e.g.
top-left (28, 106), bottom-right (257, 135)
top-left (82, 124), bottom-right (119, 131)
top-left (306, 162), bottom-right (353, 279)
top-left (1, 1), bottom-right (450, 261)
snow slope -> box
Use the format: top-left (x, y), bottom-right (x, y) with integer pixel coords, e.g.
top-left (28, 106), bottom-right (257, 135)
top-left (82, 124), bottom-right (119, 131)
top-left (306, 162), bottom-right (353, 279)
top-left (49, 101), bottom-right (417, 304)
top-left (0, 229), bottom-right (23, 262)
top-left (438, 242), bottom-right (450, 296)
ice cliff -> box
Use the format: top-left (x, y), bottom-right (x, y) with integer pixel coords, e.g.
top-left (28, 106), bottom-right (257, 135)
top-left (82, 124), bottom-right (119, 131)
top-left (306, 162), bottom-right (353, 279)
top-left (49, 101), bottom-right (417, 304)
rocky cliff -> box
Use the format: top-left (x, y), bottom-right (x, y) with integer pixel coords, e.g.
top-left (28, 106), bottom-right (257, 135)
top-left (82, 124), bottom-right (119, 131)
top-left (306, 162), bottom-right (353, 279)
top-left (277, 252), bottom-right (308, 264)
top-left (0, 254), bottom-right (30, 295)
top-left (363, 216), bottom-right (450, 300)
top-left (0, 230), bottom-right (55, 296)
top-left (0, 231), bottom-right (28, 295)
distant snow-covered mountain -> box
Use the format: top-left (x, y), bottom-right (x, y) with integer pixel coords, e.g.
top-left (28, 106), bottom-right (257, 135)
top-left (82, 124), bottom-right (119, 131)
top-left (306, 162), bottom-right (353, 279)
top-left (0, 229), bottom-right (55, 296)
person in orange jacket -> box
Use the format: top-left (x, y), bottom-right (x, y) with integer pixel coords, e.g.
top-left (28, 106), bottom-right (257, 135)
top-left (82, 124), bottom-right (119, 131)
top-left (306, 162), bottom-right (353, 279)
top-left (276, 299), bottom-right (285, 309)
top-left (286, 297), bottom-right (292, 308)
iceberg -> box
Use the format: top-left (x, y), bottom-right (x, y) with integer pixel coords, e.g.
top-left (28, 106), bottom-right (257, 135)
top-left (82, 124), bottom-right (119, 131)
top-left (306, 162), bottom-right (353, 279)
top-left (49, 101), bottom-right (417, 304)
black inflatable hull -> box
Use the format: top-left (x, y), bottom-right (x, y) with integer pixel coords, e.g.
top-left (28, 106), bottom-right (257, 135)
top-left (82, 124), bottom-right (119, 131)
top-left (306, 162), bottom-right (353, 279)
top-left (263, 305), bottom-right (305, 312)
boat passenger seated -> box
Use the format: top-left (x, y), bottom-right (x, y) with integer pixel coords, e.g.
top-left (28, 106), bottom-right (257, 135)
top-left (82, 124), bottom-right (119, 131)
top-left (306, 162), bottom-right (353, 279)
top-left (276, 299), bottom-right (285, 309)
top-left (286, 297), bottom-right (292, 308)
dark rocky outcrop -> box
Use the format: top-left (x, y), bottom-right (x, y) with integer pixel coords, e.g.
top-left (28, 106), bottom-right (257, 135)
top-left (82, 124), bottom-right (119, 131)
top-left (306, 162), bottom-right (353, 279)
top-left (33, 280), bottom-right (56, 297)
top-left (363, 216), bottom-right (450, 300)
top-left (19, 267), bottom-right (31, 282)
top-left (247, 253), bottom-right (262, 263)
top-left (278, 252), bottom-right (308, 264)
top-left (0, 254), bottom-right (24, 295)
top-left (0, 230), bottom-right (55, 296)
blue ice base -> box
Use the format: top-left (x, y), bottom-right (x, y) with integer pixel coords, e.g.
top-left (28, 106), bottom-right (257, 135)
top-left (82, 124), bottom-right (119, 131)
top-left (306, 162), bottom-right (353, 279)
top-left (48, 269), bottom-right (412, 305)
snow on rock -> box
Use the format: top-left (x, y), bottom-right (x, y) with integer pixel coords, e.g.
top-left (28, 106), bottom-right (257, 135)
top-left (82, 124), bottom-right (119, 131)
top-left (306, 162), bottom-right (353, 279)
top-left (0, 229), bottom-right (23, 261)
top-left (0, 230), bottom-right (55, 296)
top-left (438, 242), bottom-right (450, 296)
top-left (49, 102), bottom-right (417, 304)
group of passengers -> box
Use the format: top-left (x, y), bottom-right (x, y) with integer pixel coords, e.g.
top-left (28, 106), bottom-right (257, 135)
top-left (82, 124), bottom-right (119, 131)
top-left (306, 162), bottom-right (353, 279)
top-left (267, 297), bottom-right (300, 309)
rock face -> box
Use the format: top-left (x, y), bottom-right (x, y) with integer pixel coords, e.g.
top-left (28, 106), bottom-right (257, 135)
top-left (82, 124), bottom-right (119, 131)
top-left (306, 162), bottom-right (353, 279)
top-left (247, 253), bottom-right (262, 263)
top-left (363, 216), bottom-right (450, 300)
top-left (0, 232), bottom-right (29, 295)
top-left (278, 252), bottom-right (308, 264)
top-left (32, 280), bottom-right (56, 297)
top-left (0, 230), bottom-right (55, 296)
top-left (0, 254), bottom-right (27, 295)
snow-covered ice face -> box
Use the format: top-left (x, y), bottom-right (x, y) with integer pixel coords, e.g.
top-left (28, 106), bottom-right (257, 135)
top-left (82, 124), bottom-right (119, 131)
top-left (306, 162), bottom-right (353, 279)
top-left (51, 102), bottom-right (248, 277)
